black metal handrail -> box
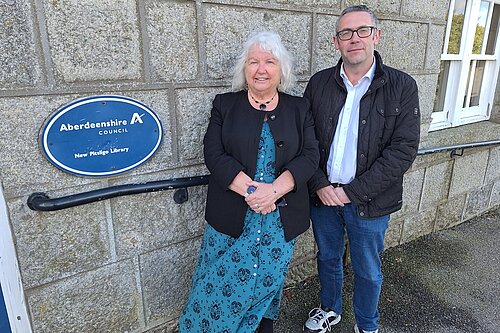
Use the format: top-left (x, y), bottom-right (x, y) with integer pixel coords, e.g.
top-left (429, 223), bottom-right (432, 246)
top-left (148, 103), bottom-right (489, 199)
top-left (27, 176), bottom-right (209, 211)
top-left (417, 139), bottom-right (500, 157)
top-left (27, 139), bottom-right (500, 211)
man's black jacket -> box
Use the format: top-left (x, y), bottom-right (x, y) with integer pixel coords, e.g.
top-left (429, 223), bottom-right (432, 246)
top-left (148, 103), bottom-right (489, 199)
top-left (305, 51), bottom-right (420, 218)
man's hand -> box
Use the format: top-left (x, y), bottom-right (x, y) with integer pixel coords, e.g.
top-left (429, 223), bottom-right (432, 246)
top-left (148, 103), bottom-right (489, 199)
top-left (317, 186), bottom-right (351, 206)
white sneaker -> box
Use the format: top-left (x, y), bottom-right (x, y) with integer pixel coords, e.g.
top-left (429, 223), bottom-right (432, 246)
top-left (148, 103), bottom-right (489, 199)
top-left (303, 306), bottom-right (341, 333)
top-left (354, 323), bottom-right (378, 333)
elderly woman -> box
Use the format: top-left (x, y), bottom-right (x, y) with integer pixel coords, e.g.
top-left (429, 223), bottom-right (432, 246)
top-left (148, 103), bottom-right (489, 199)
top-left (178, 31), bottom-right (319, 333)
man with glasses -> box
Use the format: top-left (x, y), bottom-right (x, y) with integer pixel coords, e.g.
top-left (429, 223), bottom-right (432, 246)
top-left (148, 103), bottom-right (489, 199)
top-left (303, 5), bottom-right (420, 333)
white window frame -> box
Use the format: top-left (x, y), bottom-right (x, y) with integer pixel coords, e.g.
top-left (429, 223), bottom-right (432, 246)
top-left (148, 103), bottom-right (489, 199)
top-left (0, 188), bottom-right (32, 333)
top-left (430, 0), bottom-right (500, 131)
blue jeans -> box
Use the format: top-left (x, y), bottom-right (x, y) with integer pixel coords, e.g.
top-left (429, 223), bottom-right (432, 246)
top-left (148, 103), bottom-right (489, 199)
top-left (310, 203), bottom-right (389, 332)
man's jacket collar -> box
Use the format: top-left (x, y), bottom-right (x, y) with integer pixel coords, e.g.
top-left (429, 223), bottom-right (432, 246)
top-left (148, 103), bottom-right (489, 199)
top-left (333, 51), bottom-right (387, 90)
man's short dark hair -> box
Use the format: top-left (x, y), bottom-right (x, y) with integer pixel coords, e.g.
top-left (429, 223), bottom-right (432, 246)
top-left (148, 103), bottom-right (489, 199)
top-left (335, 5), bottom-right (379, 31)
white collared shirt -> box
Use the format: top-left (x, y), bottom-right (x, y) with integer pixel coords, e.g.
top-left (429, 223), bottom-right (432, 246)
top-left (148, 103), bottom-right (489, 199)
top-left (327, 60), bottom-right (376, 184)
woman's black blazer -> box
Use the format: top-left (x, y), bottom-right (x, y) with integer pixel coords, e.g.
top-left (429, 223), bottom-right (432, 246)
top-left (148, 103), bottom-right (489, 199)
top-left (203, 90), bottom-right (319, 242)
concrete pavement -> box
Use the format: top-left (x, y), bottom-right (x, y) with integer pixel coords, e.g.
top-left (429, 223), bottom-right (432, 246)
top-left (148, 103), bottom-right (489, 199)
top-left (275, 206), bottom-right (500, 333)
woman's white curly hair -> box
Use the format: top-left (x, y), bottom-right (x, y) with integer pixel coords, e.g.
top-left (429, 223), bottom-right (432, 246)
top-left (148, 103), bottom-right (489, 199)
top-left (231, 31), bottom-right (296, 92)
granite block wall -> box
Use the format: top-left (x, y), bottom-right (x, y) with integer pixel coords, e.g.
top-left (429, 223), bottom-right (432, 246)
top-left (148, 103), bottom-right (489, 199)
top-left (1, 0), bottom-right (498, 332)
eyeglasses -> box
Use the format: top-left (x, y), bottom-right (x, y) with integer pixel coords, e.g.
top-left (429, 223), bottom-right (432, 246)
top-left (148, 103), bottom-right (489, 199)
top-left (336, 26), bottom-right (376, 41)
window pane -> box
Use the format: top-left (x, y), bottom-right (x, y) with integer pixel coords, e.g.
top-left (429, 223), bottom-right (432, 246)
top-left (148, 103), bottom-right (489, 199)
top-left (470, 60), bottom-right (485, 106)
top-left (433, 61), bottom-right (451, 112)
top-left (473, 1), bottom-right (490, 54)
top-left (448, 0), bottom-right (468, 54)
top-left (485, 4), bottom-right (499, 55)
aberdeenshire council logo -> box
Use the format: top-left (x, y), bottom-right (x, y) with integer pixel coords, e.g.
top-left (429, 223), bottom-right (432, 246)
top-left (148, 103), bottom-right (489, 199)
top-left (58, 112), bottom-right (144, 135)
top-left (40, 95), bottom-right (163, 177)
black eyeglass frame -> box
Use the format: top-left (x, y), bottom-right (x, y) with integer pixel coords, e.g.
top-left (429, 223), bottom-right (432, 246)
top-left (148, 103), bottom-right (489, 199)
top-left (336, 26), bottom-right (377, 41)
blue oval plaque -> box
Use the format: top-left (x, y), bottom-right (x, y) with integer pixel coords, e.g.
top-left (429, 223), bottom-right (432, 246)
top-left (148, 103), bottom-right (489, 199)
top-left (41, 95), bottom-right (163, 177)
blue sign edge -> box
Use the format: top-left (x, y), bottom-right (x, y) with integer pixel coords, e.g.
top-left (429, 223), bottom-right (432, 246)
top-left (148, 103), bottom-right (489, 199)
top-left (40, 95), bottom-right (163, 177)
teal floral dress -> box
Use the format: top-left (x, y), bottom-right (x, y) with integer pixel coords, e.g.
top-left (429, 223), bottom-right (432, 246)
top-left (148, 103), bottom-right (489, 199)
top-left (179, 121), bottom-right (296, 333)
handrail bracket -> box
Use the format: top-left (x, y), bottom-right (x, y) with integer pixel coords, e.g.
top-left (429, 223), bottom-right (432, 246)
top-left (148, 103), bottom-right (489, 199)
top-left (450, 148), bottom-right (464, 158)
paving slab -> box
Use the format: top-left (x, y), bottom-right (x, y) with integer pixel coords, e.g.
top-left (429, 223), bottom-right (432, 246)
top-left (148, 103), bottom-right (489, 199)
top-left (276, 206), bottom-right (500, 333)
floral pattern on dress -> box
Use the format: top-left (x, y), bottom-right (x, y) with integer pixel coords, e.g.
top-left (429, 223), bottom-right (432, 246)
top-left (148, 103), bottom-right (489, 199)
top-left (179, 121), bottom-right (295, 333)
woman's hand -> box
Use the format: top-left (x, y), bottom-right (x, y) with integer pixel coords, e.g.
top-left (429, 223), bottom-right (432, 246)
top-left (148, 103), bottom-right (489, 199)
top-left (228, 171), bottom-right (253, 197)
top-left (257, 203), bottom-right (277, 215)
top-left (245, 182), bottom-right (279, 214)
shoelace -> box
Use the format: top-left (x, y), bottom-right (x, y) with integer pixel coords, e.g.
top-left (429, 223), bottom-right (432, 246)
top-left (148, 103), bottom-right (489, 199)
top-left (307, 308), bottom-right (334, 332)
top-left (309, 308), bottom-right (327, 323)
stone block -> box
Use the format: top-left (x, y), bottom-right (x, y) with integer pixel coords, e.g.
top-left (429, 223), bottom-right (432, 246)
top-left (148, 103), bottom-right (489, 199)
top-left (418, 117), bottom-right (433, 146)
top-left (434, 194), bottom-right (466, 230)
top-left (0, 91), bottom-right (173, 198)
top-left (411, 151), bottom-right (450, 170)
top-left (485, 146), bottom-right (500, 184)
top-left (27, 260), bottom-right (140, 333)
top-left (413, 74), bottom-right (439, 141)
top-left (401, 208), bottom-right (437, 243)
top-left (120, 90), bottom-right (174, 173)
top-left (493, 111), bottom-right (500, 124)
top-left (402, 0), bottom-right (450, 20)
top-left (490, 180), bottom-right (500, 207)
top-left (376, 20), bottom-right (428, 71)
top-left (0, 0), bottom-right (42, 89)
top-left (204, 5), bottom-right (311, 80)
top-left (463, 184), bottom-right (493, 221)
top-left (42, 0), bottom-right (142, 82)
top-left (8, 195), bottom-right (111, 289)
top-left (291, 81), bottom-right (307, 97)
top-left (145, 1), bottom-right (198, 81)
top-left (420, 160), bottom-right (452, 209)
top-left (385, 217), bottom-right (403, 248)
top-left (425, 122), bottom-right (500, 146)
top-left (176, 87), bottom-right (224, 161)
top-left (449, 150), bottom-right (489, 198)
top-left (276, 0), bottom-right (340, 7)
top-left (143, 321), bottom-right (178, 333)
top-left (110, 164), bottom-right (208, 187)
top-left (140, 237), bottom-right (202, 324)
top-left (315, 14), bottom-right (341, 73)
top-left (0, 95), bottom-right (91, 197)
top-left (400, 168), bottom-right (424, 215)
top-left (112, 188), bottom-right (206, 258)
top-left (345, 0), bottom-right (401, 15)
top-left (426, 24), bottom-right (447, 71)
top-left (419, 122), bottom-right (500, 160)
